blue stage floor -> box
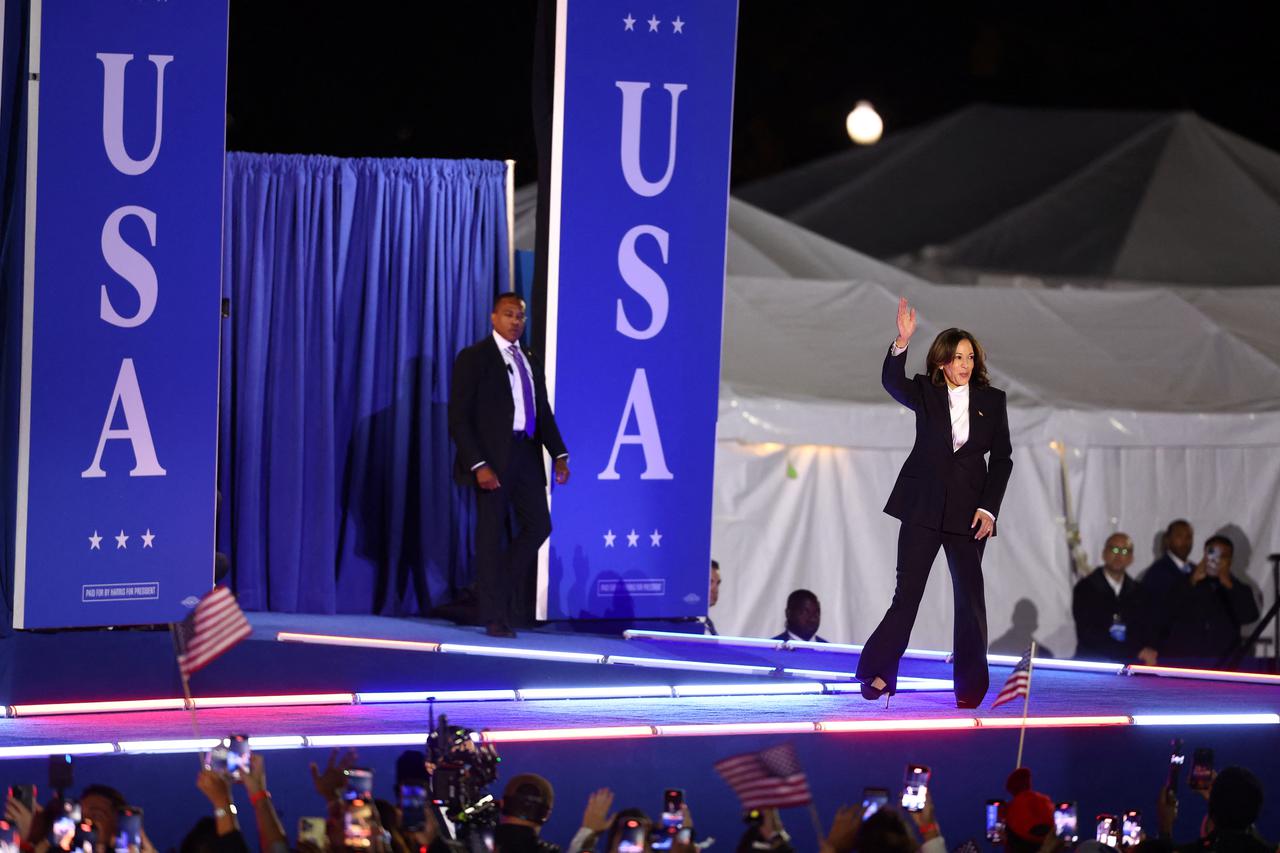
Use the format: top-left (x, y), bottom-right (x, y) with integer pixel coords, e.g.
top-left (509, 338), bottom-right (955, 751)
top-left (2, 613), bottom-right (1278, 754)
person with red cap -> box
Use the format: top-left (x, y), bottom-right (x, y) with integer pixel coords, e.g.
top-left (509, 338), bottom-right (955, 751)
top-left (1004, 768), bottom-right (1059, 853)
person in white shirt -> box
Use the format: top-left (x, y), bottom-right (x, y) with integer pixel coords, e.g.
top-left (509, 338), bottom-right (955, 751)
top-left (856, 298), bottom-right (1013, 708)
top-left (1071, 532), bottom-right (1159, 663)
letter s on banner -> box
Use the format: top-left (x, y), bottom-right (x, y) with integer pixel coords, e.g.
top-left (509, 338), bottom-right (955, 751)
top-left (100, 205), bottom-right (158, 328)
top-left (616, 224), bottom-right (669, 340)
top-left (81, 358), bottom-right (167, 478)
top-left (598, 368), bottom-right (673, 481)
top-left (615, 81), bottom-right (687, 197)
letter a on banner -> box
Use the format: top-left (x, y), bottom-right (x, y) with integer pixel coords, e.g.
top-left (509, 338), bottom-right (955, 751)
top-left (81, 359), bottom-right (167, 478)
top-left (598, 369), bottom-right (673, 481)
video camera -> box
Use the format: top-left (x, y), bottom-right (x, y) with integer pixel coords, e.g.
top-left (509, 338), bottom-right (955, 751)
top-left (423, 707), bottom-right (559, 853)
top-left (427, 712), bottom-right (501, 824)
top-left (424, 708), bottom-right (506, 853)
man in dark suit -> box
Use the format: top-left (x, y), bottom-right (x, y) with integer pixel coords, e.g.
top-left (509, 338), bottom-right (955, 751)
top-left (702, 559), bottom-right (721, 636)
top-left (1072, 532), bottom-right (1158, 663)
top-left (856, 298), bottom-right (1013, 708)
top-left (771, 589), bottom-right (828, 643)
top-left (449, 293), bottom-right (569, 637)
top-left (1141, 519), bottom-right (1194, 650)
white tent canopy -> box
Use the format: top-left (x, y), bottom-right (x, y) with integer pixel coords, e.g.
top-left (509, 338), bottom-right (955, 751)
top-left (515, 183), bottom-right (921, 285)
top-left (514, 186), bottom-right (1280, 658)
top-left (739, 105), bottom-right (1280, 288)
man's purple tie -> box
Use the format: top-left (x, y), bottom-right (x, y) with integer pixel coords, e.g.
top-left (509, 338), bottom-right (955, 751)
top-left (509, 344), bottom-right (536, 437)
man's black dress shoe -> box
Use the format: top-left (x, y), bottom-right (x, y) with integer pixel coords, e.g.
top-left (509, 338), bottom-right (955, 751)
top-left (485, 622), bottom-right (517, 638)
top-left (956, 697), bottom-right (982, 709)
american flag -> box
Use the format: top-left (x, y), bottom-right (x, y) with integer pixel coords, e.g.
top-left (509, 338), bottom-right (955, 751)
top-left (173, 586), bottom-right (252, 679)
top-left (714, 743), bottom-right (812, 809)
top-left (991, 646), bottom-right (1034, 709)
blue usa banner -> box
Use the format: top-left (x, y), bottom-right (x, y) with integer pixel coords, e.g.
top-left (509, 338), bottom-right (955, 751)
top-left (13, 0), bottom-right (228, 628)
top-left (542, 2), bottom-right (738, 620)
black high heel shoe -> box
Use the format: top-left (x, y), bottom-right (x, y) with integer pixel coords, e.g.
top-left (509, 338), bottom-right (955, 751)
top-left (859, 677), bottom-right (893, 702)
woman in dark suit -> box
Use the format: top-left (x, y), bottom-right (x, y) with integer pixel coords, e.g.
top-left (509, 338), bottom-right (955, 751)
top-left (855, 298), bottom-right (1013, 708)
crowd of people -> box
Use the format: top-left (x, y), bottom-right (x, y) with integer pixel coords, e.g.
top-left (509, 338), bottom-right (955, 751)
top-left (1071, 521), bottom-right (1260, 668)
top-left (2, 749), bottom-right (1270, 853)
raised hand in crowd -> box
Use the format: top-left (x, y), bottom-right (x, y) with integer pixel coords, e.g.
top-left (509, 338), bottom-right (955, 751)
top-left (582, 788), bottom-right (615, 835)
top-left (374, 798), bottom-right (413, 853)
top-left (821, 805), bottom-right (861, 853)
top-left (905, 789), bottom-right (942, 847)
top-left (308, 752), bottom-right (390, 853)
top-left (1156, 783), bottom-right (1178, 841)
top-left (3, 792), bottom-right (40, 846)
top-left (240, 753), bottom-right (288, 853)
top-left (398, 798), bottom-right (441, 853)
top-left (567, 788), bottom-right (615, 853)
top-left (671, 803), bottom-right (697, 853)
top-left (196, 768), bottom-right (241, 838)
top-left (309, 748), bottom-right (360, 803)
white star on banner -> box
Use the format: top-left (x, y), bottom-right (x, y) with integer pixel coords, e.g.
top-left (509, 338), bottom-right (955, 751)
top-left (650, 529), bottom-right (663, 547)
top-left (623, 13), bottom-right (636, 31)
top-left (115, 530), bottom-right (129, 549)
top-left (672, 16), bottom-right (685, 33)
top-left (603, 529), bottom-right (617, 547)
top-left (88, 530), bottom-right (102, 550)
top-left (647, 14), bottom-right (660, 32)
top-left (626, 529), bottom-right (640, 547)
top-left (141, 529), bottom-right (156, 548)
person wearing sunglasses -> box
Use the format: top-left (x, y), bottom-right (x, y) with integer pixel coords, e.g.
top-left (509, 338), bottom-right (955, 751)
top-left (1071, 532), bottom-right (1159, 664)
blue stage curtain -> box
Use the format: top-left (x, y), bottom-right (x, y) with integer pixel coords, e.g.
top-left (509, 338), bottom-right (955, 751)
top-left (219, 154), bottom-right (505, 615)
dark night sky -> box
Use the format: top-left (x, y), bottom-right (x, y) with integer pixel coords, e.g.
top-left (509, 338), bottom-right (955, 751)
top-left (226, 3), bottom-right (1280, 188)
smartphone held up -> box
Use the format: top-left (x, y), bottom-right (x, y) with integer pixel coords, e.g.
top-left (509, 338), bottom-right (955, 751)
top-left (204, 734), bottom-right (251, 780)
top-left (1189, 748), bottom-right (1214, 792)
top-left (985, 799), bottom-right (1006, 844)
top-left (901, 764), bottom-right (930, 813)
top-left (1053, 802), bottom-right (1078, 844)
top-left (862, 788), bottom-right (890, 820)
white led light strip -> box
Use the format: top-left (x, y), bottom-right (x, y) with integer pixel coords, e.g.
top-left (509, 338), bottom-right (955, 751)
top-left (2, 713), bottom-right (1276, 760)
top-left (2, 676), bottom-right (954, 722)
